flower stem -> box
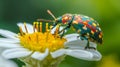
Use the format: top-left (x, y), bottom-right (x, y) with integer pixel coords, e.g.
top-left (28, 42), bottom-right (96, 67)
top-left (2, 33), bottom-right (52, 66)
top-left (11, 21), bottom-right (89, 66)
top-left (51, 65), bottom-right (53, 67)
top-left (20, 55), bottom-right (66, 67)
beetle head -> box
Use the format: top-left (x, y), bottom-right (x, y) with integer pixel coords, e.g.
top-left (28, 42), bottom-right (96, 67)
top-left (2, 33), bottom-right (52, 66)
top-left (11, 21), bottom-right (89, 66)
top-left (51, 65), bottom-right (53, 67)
top-left (60, 14), bottom-right (72, 24)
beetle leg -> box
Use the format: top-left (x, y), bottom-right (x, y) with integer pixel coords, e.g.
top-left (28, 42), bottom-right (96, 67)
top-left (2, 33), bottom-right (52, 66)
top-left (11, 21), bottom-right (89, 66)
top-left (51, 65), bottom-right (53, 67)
top-left (77, 36), bottom-right (84, 40)
top-left (85, 40), bottom-right (90, 49)
top-left (85, 40), bottom-right (96, 50)
top-left (60, 30), bottom-right (65, 38)
top-left (80, 34), bottom-right (96, 50)
top-left (79, 34), bottom-right (87, 40)
top-left (58, 25), bottom-right (69, 34)
top-left (51, 22), bottom-right (58, 29)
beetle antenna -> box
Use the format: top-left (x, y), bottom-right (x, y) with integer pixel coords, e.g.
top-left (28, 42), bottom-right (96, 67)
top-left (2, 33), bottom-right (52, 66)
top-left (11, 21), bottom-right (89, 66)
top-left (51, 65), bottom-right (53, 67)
top-left (37, 19), bottom-right (53, 22)
top-left (47, 10), bottom-right (57, 20)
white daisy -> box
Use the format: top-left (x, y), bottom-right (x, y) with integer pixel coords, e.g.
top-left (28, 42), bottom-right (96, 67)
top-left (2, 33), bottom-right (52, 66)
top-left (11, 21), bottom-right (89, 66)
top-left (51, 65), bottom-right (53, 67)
top-left (0, 22), bottom-right (102, 67)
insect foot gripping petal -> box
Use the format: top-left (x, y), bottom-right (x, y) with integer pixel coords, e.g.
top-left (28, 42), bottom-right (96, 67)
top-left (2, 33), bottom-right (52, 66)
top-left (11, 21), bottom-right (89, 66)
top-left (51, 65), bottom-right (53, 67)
top-left (84, 40), bottom-right (96, 50)
top-left (63, 33), bottom-right (102, 61)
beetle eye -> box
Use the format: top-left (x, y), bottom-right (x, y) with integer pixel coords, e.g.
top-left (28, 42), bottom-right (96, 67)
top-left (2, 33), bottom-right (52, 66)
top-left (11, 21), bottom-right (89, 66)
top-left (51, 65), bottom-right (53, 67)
top-left (64, 16), bottom-right (68, 20)
top-left (62, 16), bottom-right (69, 24)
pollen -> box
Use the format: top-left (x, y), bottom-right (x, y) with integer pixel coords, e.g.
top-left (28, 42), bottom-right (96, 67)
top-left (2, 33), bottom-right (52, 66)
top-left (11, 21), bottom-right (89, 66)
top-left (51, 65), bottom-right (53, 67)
top-left (18, 22), bottom-right (66, 52)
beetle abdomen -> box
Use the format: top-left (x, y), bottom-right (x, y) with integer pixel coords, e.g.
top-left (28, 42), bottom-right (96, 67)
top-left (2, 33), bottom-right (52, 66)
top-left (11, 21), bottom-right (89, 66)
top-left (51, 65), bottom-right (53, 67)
top-left (72, 14), bottom-right (103, 44)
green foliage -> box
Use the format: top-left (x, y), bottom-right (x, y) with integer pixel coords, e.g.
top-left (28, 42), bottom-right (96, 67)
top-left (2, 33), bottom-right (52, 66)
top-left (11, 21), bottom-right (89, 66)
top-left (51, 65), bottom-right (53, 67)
top-left (0, 0), bottom-right (120, 67)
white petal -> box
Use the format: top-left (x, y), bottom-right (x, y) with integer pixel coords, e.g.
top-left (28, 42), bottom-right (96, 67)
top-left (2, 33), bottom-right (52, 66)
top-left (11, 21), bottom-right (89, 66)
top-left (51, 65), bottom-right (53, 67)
top-left (64, 33), bottom-right (96, 49)
top-left (64, 33), bottom-right (87, 49)
top-left (0, 48), bottom-right (7, 54)
top-left (64, 33), bottom-right (79, 42)
top-left (65, 49), bottom-right (93, 61)
top-left (65, 40), bottom-right (87, 49)
top-left (0, 56), bottom-right (18, 67)
top-left (51, 26), bottom-right (67, 34)
top-left (31, 48), bottom-right (49, 60)
top-left (0, 29), bottom-right (18, 39)
top-left (2, 48), bottom-right (32, 59)
top-left (89, 42), bottom-right (97, 48)
top-left (17, 23), bottom-right (33, 33)
top-left (86, 49), bottom-right (102, 61)
top-left (0, 43), bottom-right (22, 48)
top-left (0, 38), bottom-right (19, 43)
top-left (65, 40), bottom-right (96, 49)
top-left (50, 49), bottom-right (66, 58)
top-left (65, 49), bottom-right (101, 61)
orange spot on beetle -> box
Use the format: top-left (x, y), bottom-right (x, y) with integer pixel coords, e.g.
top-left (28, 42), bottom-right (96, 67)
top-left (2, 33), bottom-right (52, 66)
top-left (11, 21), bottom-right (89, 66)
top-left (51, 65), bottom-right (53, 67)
top-left (73, 21), bottom-right (78, 24)
top-left (91, 30), bottom-right (94, 34)
top-left (83, 21), bottom-right (88, 25)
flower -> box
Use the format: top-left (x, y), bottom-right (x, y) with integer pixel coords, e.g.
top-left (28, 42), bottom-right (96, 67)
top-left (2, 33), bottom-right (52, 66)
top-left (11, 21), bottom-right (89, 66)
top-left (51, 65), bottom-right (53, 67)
top-left (0, 22), bottom-right (101, 67)
top-left (0, 48), bottom-right (18, 67)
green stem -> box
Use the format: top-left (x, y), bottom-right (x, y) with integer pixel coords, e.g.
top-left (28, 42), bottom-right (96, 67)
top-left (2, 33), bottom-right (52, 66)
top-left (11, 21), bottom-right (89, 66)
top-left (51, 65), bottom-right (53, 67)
top-left (20, 55), bottom-right (66, 67)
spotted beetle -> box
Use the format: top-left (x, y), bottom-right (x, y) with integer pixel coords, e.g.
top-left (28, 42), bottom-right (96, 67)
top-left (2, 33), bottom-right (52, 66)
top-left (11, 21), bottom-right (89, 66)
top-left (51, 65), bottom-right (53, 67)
top-left (37, 10), bottom-right (103, 49)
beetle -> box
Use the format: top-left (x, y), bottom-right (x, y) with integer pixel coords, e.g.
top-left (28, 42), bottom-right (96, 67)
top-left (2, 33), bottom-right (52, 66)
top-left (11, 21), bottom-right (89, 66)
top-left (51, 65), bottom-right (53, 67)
top-left (37, 10), bottom-right (103, 49)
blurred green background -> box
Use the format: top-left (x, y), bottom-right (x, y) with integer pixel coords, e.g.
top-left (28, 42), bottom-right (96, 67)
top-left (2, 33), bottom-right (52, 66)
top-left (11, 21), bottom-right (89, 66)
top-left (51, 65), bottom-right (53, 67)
top-left (0, 0), bottom-right (120, 67)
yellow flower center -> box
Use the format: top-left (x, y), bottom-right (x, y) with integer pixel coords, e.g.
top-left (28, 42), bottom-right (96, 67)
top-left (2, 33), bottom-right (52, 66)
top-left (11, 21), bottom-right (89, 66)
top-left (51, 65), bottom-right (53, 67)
top-left (18, 22), bottom-right (66, 52)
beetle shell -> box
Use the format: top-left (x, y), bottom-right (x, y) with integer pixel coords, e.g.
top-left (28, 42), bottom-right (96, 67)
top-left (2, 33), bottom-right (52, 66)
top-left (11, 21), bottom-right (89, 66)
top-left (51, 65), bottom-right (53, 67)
top-left (60, 14), bottom-right (103, 44)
